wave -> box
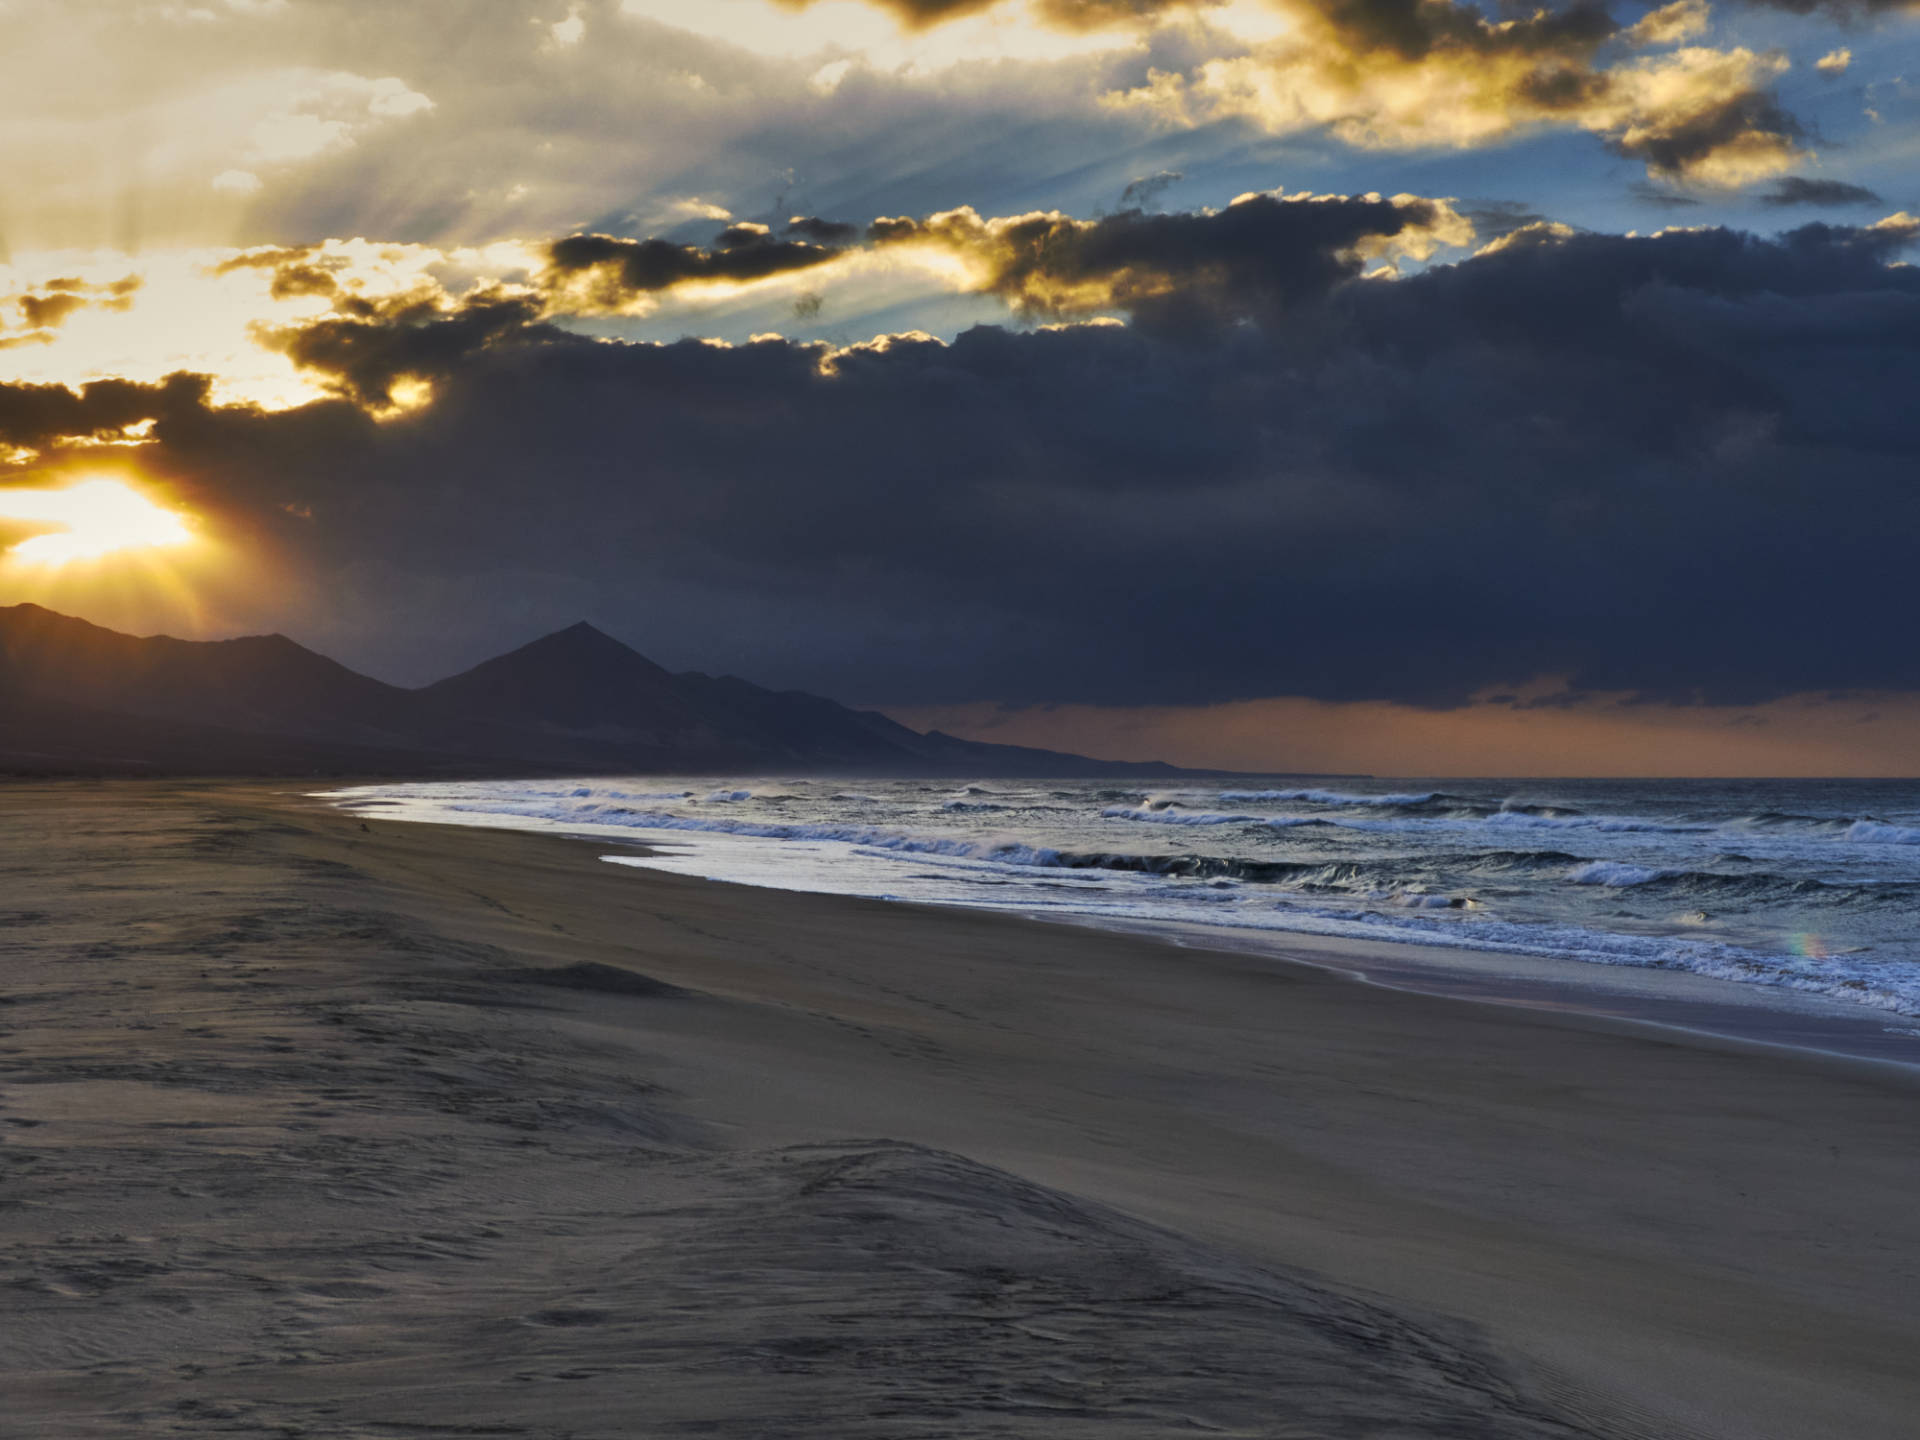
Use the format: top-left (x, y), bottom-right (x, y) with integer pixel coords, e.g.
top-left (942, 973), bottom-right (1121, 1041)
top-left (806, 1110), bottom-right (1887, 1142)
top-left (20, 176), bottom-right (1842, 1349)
top-left (1480, 811), bottom-right (1708, 835)
top-left (1457, 849), bottom-right (1587, 874)
top-left (1216, 788), bottom-right (1446, 807)
top-left (1201, 790), bottom-right (1595, 822)
top-left (449, 801), bottom-right (1043, 859)
top-left (1565, 860), bottom-right (1914, 908)
top-left (335, 778), bottom-right (1920, 1022)
top-left (1846, 820), bottom-right (1920, 845)
top-left (1725, 809), bottom-right (1843, 828)
top-left (1702, 813), bottom-right (1920, 846)
top-left (1104, 802), bottom-right (1705, 839)
top-left (1101, 804), bottom-right (1327, 829)
top-left (563, 786), bottom-right (693, 801)
top-left (1567, 861), bottom-right (1671, 887)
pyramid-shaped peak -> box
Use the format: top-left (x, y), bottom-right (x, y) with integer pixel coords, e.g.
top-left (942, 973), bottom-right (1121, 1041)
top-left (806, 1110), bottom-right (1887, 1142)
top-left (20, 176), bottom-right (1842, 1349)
top-left (419, 616), bottom-right (689, 720)
top-left (509, 620), bottom-right (661, 666)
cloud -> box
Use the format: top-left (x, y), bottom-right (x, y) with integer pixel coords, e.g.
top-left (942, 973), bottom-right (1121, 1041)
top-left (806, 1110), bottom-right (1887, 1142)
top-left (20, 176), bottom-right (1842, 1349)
top-left (769, 0), bottom-right (1211, 35)
top-left (1749, 0), bottom-right (1916, 14)
top-left (545, 5), bottom-right (587, 50)
top-left (1459, 200), bottom-right (1552, 239)
top-left (1, 275), bottom-right (143, 348)
top-left (1629, 179), bottom-right (1705, 207)
top-left (258, 291), bottom-right (553, 411)
top-left (1815, 47), bottom-right (1852, 75)
top-left (0, 373), bottom-right (210, 453)
top-left (0, 0), bottom-right (1829, 265)
top-left (786, 216), bottom-right (863, 245)
top-left (768, 0), bottom-right (1809, 185)
top-left (1117, 169), bottom-right (1183, 209)
top-left (1758, 175), bottom-right (1884, 206)
top-left (200, 190), bottom-right (1473, 391)
top-left (543, 227), bottom-right (851, 313)
top-left (865, 190), bottom-right (1473, 329)
top-left (239, 72), bottom-right (433, 167)
top-left (1111, 20), bottom-right (1806, 185)
top-left (803, 0), bottom-right (1917, 36)
top-left (1625, 0), bottom-right (1710, 45)
top-left (0, 2), bottom-right (1167, 253)
top-left (10, 206), bottom-right (1908, 708)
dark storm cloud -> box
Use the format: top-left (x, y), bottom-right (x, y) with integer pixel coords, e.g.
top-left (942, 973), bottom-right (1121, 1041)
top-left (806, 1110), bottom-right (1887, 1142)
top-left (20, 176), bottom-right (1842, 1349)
top-left (20, 211), bottom-right (1920, 708)
top-left (866, 191), bottom-right (1469, 330)
top-left (1318, 0), bottom-right (1619, 60)
top-left (785, 216), bottom-right (863, 246)
top-left (543, 229), bottom-right (849, 310)
top-left (1758, 177), bottom-right (1886, 208)
top-left (257, 291), bottom-right (553, 410)
top-left (0, 372), bottom-right (207, 451)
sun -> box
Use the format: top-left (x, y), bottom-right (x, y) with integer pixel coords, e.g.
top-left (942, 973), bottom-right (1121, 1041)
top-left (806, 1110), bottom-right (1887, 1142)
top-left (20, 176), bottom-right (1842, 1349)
top-left (0, 477), bottom-right (198, 566)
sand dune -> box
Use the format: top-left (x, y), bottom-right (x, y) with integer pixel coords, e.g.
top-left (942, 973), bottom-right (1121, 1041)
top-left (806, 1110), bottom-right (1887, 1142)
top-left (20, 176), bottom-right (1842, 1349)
top-left (2, 781), bottom-right (1916, 1437)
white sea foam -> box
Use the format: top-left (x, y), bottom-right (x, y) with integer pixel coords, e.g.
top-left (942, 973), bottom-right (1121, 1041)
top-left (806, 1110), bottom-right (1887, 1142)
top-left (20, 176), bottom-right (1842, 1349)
top-left (1102, 805), bottom-right (1321, 828)
top-left (1846, 820), bottom-right (1920, 845)
top-left (1480, 811), bottom-right (1705, 834)
top-left (1217, 788), bottom-right (1439, 806)
top-left (321, 776), bottom-right (1920, 1023)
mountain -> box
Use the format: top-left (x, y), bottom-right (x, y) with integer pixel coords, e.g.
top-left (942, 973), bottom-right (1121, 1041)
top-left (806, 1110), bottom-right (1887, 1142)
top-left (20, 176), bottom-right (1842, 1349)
top-left (0, 604), bottom-right (422, 747)
top-left (0, 603), bottom-right (1188, 778)
top-left (416, 623), bottom-right (735, 765)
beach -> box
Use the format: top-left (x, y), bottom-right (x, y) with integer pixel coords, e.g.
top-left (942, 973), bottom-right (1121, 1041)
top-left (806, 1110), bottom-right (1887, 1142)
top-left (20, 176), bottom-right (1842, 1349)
top-left (4, 779), bottom-right (1918, 1438)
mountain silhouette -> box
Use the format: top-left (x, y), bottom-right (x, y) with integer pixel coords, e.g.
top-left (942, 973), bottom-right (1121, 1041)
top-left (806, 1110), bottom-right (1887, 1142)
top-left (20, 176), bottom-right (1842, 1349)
top-left (0, 603), bottom-right (1186, 778)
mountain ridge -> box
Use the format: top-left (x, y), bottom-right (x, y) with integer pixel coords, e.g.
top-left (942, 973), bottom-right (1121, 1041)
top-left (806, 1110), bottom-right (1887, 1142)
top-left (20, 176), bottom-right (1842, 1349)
top-left (0, 603), bottom-right (1194, 779)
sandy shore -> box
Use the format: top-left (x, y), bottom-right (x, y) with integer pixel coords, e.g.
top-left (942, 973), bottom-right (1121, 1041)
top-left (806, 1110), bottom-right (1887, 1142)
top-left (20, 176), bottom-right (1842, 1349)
top-left (3, 780), bottom-right (1918, 1438)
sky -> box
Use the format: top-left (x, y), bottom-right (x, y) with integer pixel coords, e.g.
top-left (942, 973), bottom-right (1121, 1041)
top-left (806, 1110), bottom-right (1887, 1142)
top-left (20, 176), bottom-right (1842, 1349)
top-left (1, 0), bottom-right (1917, 775)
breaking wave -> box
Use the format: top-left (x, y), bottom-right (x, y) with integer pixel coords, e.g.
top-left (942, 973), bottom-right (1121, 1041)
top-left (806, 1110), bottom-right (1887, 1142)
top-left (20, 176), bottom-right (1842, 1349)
top-left (329, 774), bottom-right (1920, 1024)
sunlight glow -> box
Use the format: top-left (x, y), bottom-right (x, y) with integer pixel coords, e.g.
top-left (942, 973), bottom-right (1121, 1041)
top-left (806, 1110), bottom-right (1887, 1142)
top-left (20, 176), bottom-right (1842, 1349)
top-left (0, 478), bottom-right (198, 565)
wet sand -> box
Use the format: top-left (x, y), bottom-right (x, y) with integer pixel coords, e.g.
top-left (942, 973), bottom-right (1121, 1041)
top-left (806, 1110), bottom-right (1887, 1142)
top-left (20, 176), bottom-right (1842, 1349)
top-left (3, 779), bottom-right (1917, 1438)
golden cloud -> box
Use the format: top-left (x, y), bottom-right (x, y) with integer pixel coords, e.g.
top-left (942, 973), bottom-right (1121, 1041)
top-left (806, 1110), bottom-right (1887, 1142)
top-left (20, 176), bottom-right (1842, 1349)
top-left (777, 0), bottom-right (1806, 185)
top-left (1109, 7), bottom-right (1803, 184)
top-left (0, 276), bottom-right (142, 351)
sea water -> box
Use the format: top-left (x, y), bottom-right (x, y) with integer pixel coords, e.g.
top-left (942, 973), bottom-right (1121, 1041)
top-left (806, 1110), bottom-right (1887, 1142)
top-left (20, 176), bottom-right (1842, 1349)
top-left (327, 776), bottom-right (1920, 1033)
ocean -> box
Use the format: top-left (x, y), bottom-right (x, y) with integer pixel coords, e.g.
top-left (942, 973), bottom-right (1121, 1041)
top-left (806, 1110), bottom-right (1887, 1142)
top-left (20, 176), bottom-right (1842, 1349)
top-left (326, 775), bottom-right (1920, 1032)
